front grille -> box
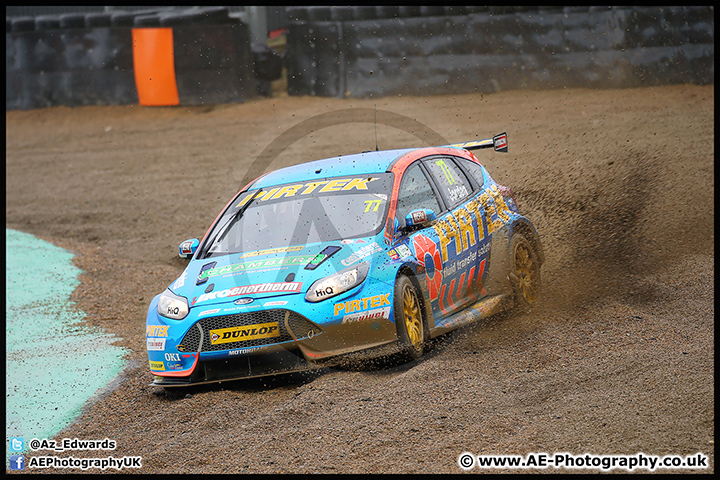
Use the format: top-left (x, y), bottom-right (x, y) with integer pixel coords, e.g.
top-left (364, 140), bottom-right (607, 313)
top-left (179, 309), bottom-right (319, 352)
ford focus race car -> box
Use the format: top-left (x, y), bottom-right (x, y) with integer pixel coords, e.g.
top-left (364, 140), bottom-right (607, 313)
top-left (146, 133), bottom-right (543, 387)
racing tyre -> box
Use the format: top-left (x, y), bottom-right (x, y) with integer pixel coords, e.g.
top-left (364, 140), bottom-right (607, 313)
top-left (394, 275), bottom-right (425, 362)
top-left (35, 15), bottom-right (61, 30)
top-left (110, 12), bottom-right (135, 27)
top-left (509, 233), bottom-right (541, 312)
top-left (59, 13), bottom-right (85, 29)
top-left (85, 13), bottom-right (112, 28)
top-left (11, 17), bottom-right (35, 32)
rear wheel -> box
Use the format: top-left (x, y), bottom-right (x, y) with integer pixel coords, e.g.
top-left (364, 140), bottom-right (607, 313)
top-left (394, 275), bottom-right (425, 362)
top-left (510, 233), bottom-right (541, 311)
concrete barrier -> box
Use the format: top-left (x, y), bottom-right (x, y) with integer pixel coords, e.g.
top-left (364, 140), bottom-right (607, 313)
top-left (5, 6), bottom-right (714, 109)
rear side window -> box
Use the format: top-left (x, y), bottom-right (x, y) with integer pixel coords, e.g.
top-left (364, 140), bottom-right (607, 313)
top-left (455, 157), bottom-right (487, 188)
top-left (423, 156), bottom-right (473, 207)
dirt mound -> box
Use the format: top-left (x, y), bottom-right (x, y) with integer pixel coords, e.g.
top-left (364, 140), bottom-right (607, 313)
top-left (5, 84), bottom-right (714, 474)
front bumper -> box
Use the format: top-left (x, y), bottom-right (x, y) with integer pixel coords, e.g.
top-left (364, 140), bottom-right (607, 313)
top-left (150, 344), bottom-right (316, 387)
top-left (147, 300), bottom-right (398, 387)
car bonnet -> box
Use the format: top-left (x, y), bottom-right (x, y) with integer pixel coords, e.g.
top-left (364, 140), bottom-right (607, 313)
top-left (170, 238), bottom-right (387, 308)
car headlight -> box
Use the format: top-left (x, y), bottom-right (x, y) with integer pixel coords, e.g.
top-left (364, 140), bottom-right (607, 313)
top-left (305, 262), bottom-right (370, 302)
top-left (157, 289), bottom-right (189, 320)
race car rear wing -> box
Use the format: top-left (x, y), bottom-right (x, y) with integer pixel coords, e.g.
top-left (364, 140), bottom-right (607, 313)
top-left (443, 132), bottom-right (508, 153)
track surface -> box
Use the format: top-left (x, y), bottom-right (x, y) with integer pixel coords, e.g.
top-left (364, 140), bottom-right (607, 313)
top-left (6, 85), bottom-right (714, 474)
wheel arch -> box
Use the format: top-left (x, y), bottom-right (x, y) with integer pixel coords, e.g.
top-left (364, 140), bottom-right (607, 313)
top-left (484, 218), bottom-right (543, 297)
top-left (395, 264), bottom-right (433, 338)
top-left (510, 219), bottom-right (545, 266)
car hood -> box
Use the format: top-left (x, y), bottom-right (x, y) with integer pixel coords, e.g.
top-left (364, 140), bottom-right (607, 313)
top-left (169, 238), bottom-right (386, 308)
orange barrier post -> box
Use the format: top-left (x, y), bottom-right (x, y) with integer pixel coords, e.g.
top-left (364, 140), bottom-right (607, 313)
top-left (132, 28), bottom-right (180, 106)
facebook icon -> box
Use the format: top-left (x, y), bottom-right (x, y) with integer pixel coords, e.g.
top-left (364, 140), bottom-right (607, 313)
top-left (9, 454), bottom-right (25, 470)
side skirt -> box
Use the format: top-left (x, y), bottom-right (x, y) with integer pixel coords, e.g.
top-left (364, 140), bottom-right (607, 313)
top-left (429, 294), bottom-right (511, 338)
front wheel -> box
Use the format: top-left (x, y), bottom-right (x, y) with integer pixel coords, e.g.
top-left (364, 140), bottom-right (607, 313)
top-left (394, 275), bottom-right (425, 362)
top-left (509, 233), bottom-right (541, 311)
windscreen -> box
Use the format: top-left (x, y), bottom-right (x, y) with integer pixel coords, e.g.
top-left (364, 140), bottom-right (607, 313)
top-left (202, 174), bottom-right (393, 258)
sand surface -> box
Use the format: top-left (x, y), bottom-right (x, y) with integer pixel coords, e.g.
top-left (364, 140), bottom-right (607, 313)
top-left (5, 84), bottom-right (714, 473)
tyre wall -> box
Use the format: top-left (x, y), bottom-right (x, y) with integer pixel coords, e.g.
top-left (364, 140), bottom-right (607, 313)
top-left (6, 7), bottom-right (256, 110)
top-left (284, 6), bottom-right (714, 97)
top-left (6, 6), bottom-right (714, 109)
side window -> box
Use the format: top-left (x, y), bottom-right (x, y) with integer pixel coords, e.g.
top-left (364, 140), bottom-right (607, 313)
top-left (423, 156), bottom-right (473, 206)
top-left (396, 163), bottom-right (441, 226)
top-left (455, 157), bottom-right (487, 189)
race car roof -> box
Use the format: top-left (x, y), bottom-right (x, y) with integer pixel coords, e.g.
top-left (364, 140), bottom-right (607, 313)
top-left (252, 147), bottom-right (417, 188)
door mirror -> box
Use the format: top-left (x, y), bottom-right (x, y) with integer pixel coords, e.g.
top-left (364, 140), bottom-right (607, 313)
top-left (178, 238), bottom-right (199, 259)
top-left (401, 209), bottom-right (437, 235)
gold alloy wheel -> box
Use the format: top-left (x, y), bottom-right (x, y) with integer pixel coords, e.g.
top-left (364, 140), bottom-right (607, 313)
top-left (401, 283), bottom-right (423, 351)
top-left (514, 240), bottom-right (539, 305)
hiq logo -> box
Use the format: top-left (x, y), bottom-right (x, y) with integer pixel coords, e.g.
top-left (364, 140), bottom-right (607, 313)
top-left (10, 436), bottom-right (25, 451)
top-left (9, 454), bottom-right (25, 470)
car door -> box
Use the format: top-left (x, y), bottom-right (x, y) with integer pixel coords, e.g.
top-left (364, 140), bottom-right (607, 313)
top-left (417, 155), bottom-right (487, 316)
top-left (394, 158), bottom-right (482, 321)
top-left (394, 161), bottom-right (448, 321)
top-left (451, 155), bottom-right (516, 286)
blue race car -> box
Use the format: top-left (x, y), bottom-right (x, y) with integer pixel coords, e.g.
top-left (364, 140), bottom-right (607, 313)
top-left (146, 133), bottom-right (543, 386)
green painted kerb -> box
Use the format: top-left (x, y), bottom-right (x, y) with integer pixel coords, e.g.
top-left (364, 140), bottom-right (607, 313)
top-left (5, 229), bottom-right (127, 456)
